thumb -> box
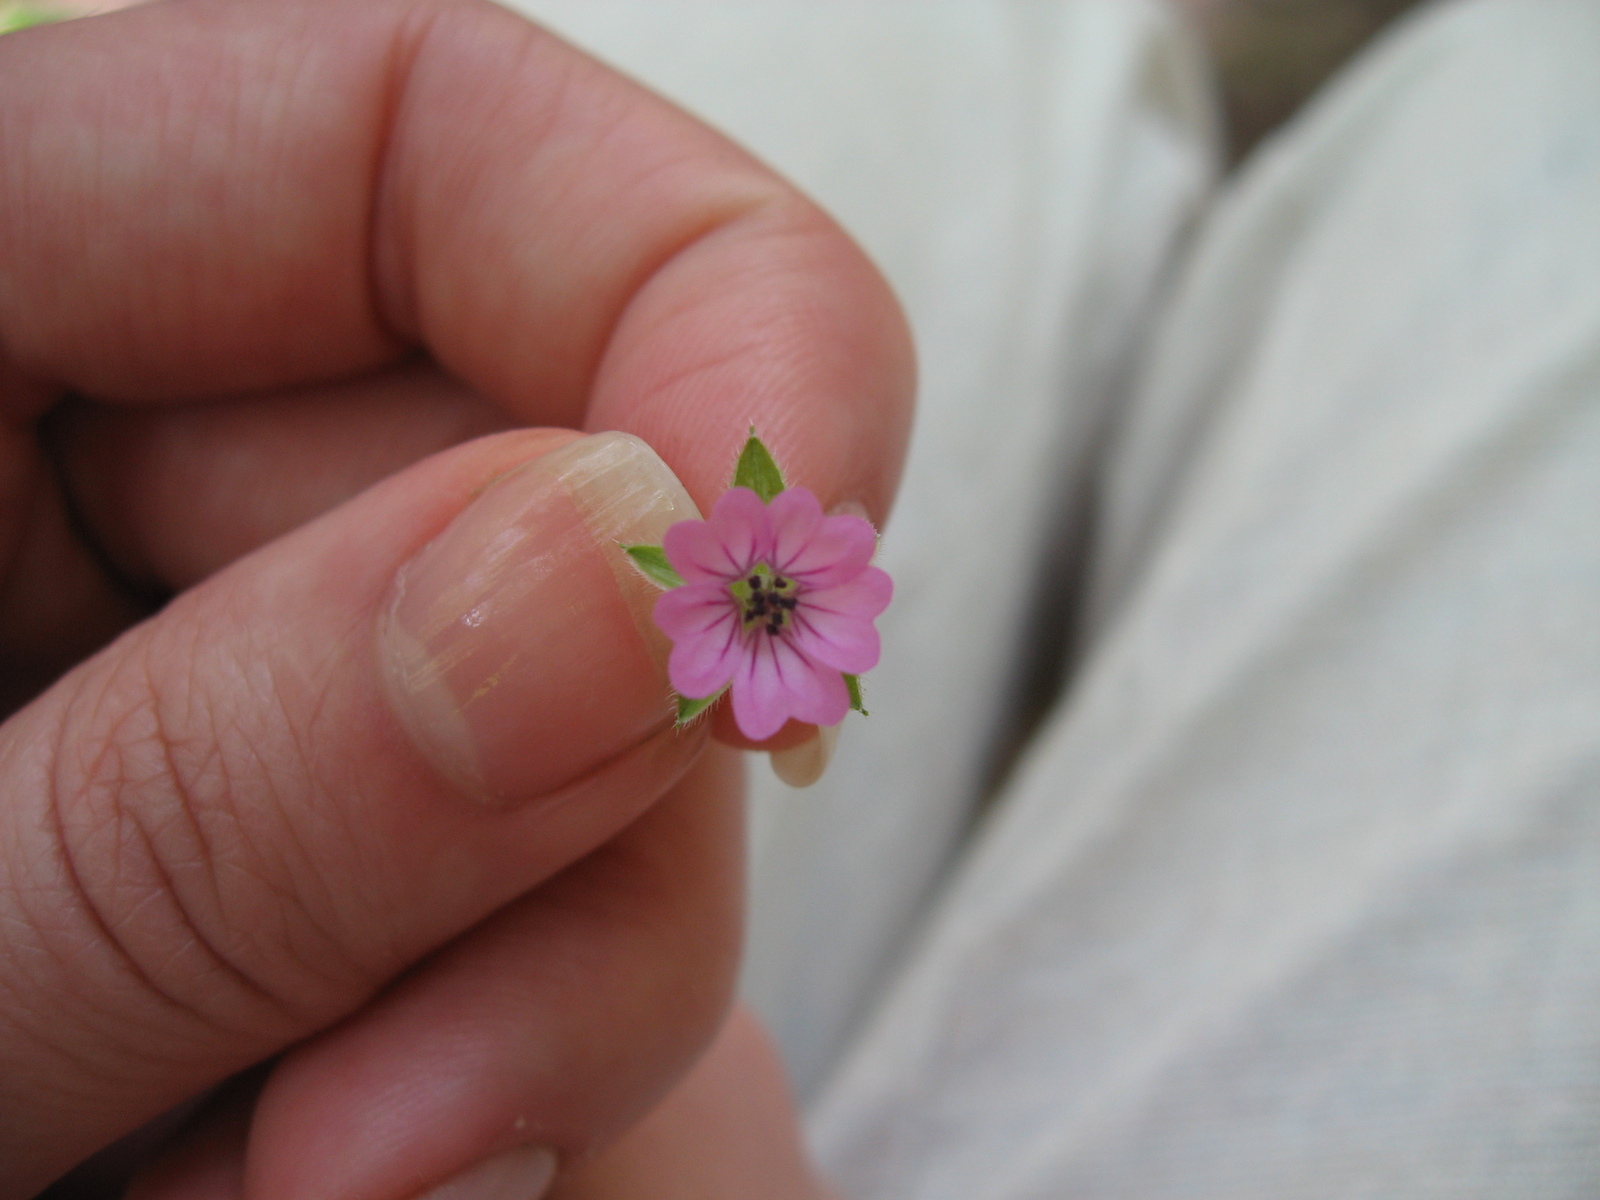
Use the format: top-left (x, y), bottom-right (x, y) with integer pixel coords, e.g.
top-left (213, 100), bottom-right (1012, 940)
top-left (0, 428), bottom-right (705, 1196)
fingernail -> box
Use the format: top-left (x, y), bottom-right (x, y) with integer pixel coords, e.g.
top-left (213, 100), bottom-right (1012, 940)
top-left (416, 1146), bottom-right (557, 1200)
top-left (379, 433), bottom-right (698, 801)
top-left (769, 721), bottom-right (841, 788)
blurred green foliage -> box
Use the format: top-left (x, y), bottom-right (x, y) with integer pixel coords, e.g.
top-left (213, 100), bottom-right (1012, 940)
top-left (0, 2), bottom-right (69, 33)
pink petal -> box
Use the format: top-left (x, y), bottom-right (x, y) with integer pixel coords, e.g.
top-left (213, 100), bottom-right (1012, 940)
top-left (662, 488), bottom-right (770, 583)
top-left (727, 632), bottom-right (849, 740)
top-left (730, 635), bottom-right (794, 741)
top-left (790, 567), bottom-right (893, 673)
top-left (766, 487), bottom-right (823, 574)
top-left (775, 506), bottom-right (877, 589)
top-left (653, 581), bottom-right (733, 640)
top-left (655, 584), bottom-right (743, 698)
top-left (669, 634), bottom-right (742, 700)
top-left (780, 648), bottom-right (853, 727)
top-left (663, 521), bottom-right (738, 585)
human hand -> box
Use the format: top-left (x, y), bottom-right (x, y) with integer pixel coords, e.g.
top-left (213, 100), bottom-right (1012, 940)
top-left (130, 1005), bottom-right (842, 1200)
top-left (545, 1006), bottom-right (842, 1200)
top-left (0, 1), bottom-right (912, 1196)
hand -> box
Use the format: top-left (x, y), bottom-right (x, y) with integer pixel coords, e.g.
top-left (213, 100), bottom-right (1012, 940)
top-left (130, 1006), bottom-right (840, 1200)
top-left (0, 2), bottom-right (912, 1196)
top-left (547, 1007), bottom-right (842, 1200)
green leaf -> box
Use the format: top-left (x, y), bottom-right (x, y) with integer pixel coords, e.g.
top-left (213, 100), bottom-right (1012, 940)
top-left (622, 543), bottom-right (684, 589)
top-left (844, 674), bottom-right (867, 715)
top-left (0, 3), bottom-right (68, 33)
top-left (731, 431), bottom-right (786, 502)
top-left (676, 689), bottom-right (724, 725)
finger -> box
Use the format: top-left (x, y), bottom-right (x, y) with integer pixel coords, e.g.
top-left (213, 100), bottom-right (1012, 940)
top-left (245, 745), bottom-right (742, 1200)
top-left (2, 363), bottom-right (508, 691)
top-left (122, 749), bottom-right (740, 1200)
top-left (0, 347), bottom-right (149, 712)
top-left (52, 360), bottom-right (511, 592)
top-left (124, 1077), bottom-right (258, 1200)
top-left (0, 420), bottom-right (151, 715)
top-left (550, 1007), bottom-right (837, 1200)
top-left (0, 0), bottom-right (913, 516)
top-left (0, 429), bottom-right (706, 1197)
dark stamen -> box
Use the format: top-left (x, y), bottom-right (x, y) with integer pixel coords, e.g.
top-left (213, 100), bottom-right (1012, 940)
top-left (737, 564), bottom-right (804, 634)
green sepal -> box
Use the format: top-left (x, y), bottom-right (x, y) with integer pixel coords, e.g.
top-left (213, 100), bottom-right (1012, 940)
top-left (844, 674), bottom-right (867, 715)
top-left (676, 688), bottom-right (724, 726)
top-left (0, 3), bottom-right (67, 33)
top-left (731, 430), bottom-right (786, 502)
top-left (622, 543), bottom-right (684, 590)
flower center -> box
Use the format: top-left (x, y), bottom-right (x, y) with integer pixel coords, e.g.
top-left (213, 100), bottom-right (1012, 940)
top-left (730, 563), bottom-right (799, 637)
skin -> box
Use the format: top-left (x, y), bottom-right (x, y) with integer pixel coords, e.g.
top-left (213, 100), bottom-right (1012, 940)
top-left (128, 1006), bottom-right (844, 1200)
top-left (0, 1), bottom-right (911, 1196)
top-left (545, 1006), bottom-right (845, 1200)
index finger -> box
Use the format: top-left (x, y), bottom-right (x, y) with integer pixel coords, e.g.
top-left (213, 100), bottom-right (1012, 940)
top-left (0, 0), bottom-right (914, 517)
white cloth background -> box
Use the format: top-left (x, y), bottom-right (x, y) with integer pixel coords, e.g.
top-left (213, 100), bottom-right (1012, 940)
top-left (513, 1), bottom-right (1600, 1195)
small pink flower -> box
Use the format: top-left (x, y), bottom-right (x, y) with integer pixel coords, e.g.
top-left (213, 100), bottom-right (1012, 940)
top-left (654, 487), bottom-right (891, 741)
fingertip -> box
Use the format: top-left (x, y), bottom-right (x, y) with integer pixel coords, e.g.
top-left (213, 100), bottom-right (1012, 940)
top-left (769, 722), bottom-right (840, 790)
top-left (244, 745), bottom-right (744, 1200)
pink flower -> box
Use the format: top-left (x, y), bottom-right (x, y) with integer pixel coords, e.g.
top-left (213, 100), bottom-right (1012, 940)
top-left (654, 487), bottom-right (891, 741)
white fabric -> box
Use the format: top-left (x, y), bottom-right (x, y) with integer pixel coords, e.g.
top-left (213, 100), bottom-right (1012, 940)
top-left (513, 1), bottom-right (1600, 1195)
top-left (809, 1), bottom-right (1600, 1196)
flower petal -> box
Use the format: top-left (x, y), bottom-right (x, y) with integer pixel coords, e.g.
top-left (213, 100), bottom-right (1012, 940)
top-left (779, 648), bottom-right (853, 728)
top-left (669, 632), bottom-right (742, 701)
top-left (653, 581), bottom-right (733, 640)
top-left (790, 616), bottom-right (880, 675)
top-left (662, 487), bottom-right (770, 583)
top-left (790, 566), bottom-right (892, 673)
top-left (728, 632), bottom-right (852, 740)
top-left (766, 487), bottom-right (823, 575)
top-left (778, 508), bottom-right (877, 589)
top-left (729, 634), bottom-right (793, 741)
top-left (655, 584), bottom-right (743, 698)
top-left (662, 520), bottom-right (737, 585)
